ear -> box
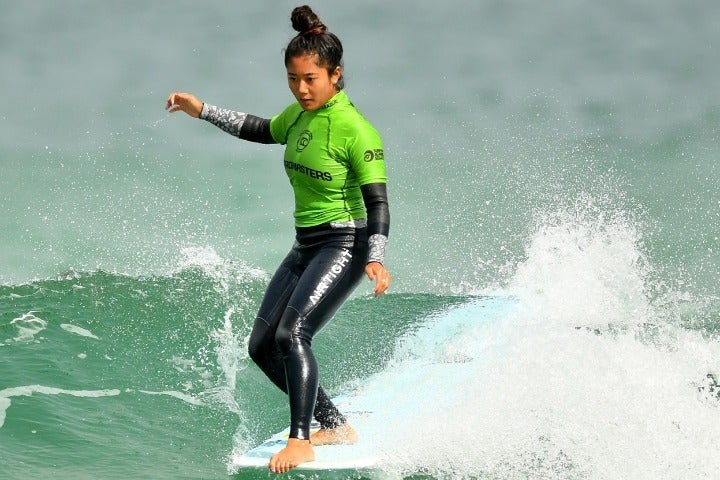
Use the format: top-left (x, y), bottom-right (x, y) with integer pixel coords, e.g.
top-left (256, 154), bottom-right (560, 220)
top-left (331, 66), bottom-right (342, 84)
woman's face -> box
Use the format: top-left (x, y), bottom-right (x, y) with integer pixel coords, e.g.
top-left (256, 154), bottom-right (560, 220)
top-left (286, 54), bottom-right (341, 111)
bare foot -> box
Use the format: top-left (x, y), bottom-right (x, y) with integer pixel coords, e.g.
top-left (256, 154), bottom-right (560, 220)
top-left (268, 438), bottom-right (315, 474)
top-left (310, 423), bottom-right (358, 446)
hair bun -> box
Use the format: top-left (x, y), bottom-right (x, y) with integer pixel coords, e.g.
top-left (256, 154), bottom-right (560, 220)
top-left (291, 5), bottom-right (327, 35)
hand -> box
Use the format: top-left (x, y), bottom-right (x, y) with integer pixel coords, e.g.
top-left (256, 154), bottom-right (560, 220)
top-left (365, 262), bottom-right (391, 297)
top-left (165, 92), bottom-right (203, 118)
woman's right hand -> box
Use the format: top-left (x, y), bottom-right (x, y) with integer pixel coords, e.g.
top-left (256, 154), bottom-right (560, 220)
top-left (166, 92), bottom-right (203, 118)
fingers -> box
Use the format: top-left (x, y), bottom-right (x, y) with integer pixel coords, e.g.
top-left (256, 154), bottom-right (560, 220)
top-left (165, 92), bottom-right (180, 111)
top-left (374, 279), bottom-right (390, 297)
top-left (366, 263), bottom-right (391, 297)
top-left (165, 92), bottom-right (201, 117)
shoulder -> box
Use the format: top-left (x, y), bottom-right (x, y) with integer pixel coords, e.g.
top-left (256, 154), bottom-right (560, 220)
top-left (270, 102), bottom-right (304, 144)
top-left (329, 97), bottom-right (381, 141)
top-left (273, 102), bottom-right (304, 123)
top-left (327, 99), bottom-right (384, 168)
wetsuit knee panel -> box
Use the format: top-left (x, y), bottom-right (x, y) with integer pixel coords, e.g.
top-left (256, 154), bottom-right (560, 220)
top-left (248, 317), bottom-right (272, 365)
top-left (275, 308), bottom-right (304, 356)
top-left (247, 331), bottom-right (264, 365)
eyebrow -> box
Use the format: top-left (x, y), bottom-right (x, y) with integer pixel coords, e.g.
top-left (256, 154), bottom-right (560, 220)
top-left (287, 71), bottom-right (320, 77)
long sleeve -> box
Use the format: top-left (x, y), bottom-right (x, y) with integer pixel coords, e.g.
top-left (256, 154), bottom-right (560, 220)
top-left (361, 182), bottom-right (390, 264)
top-left (200, 103), bottom-right (276, 144)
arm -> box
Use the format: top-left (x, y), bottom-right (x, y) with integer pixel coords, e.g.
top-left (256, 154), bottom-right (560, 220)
top-left (165, 92), bottom-right (275, 144)
top-left (361, 182), bottom-right (391, 297)
top-left (200, 104), bottom-right (276, 144)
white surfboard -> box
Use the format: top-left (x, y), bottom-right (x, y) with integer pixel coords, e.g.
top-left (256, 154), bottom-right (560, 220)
top-left (233, 390), bottom-right (382, 473)
top-left (232, 295), bottom-right (517, 474)
top-left (233, 422), bottom-right (378, 472)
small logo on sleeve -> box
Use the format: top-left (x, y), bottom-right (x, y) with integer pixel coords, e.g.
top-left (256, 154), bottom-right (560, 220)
top-left (363, 149), bottom-right (384, 162)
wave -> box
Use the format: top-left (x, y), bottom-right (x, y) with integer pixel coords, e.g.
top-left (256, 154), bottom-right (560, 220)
top-left (290, 197), bottom-right (720, 480)
top-left (2, 202), bottom-right (719, 479)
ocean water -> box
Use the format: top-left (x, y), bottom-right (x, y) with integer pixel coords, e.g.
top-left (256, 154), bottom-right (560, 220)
top-left (2, 0), bottom-right (719, 478)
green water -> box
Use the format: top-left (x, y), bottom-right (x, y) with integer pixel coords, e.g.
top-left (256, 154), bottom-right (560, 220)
top-left (2, 0), bottom-right (719, 478)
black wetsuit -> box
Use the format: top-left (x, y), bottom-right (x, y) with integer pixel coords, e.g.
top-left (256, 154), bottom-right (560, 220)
top-left (200, 90), bottom-right (389, 440)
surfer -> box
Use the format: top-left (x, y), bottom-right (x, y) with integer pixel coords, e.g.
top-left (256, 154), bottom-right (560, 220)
top-left (166, 5), bottom-right (391, 474)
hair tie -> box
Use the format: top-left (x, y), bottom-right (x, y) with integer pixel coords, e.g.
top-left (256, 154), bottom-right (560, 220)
top-left (302, 23), bottom-right (326, 36)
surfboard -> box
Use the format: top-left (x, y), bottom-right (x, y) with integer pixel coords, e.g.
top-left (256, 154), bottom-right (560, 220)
top-left (233, 398), bottom-right (380, 474)
top-left (233, 415), bottom-right (379, 472)
top-left (232, 295), bottom-right (517, 475)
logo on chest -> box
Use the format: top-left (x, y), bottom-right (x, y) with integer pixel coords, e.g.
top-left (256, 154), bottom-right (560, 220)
top-left (296, 129), bottom-right (313, 152)
top-left (287, 128), bottom-right (332, 181)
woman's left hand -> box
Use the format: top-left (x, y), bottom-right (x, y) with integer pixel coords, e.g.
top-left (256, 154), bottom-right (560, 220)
top-left (365, 262), bottom-right (391, 297)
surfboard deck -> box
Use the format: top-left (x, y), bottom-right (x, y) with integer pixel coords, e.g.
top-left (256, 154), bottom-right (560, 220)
top-left (232, 296), bottom-right (517, 475)
top-left (233, 401), bottom-right (380, 473)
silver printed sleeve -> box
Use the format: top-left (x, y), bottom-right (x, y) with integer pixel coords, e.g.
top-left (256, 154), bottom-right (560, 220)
top-left (367, 234), bottom-right (388, 265)
top-left (200, 103), bottom-right (248, 138)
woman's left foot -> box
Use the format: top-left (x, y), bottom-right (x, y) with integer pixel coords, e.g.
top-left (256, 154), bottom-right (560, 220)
top-left (269, 438), bottom-right (315, 474)
top-left (310, 423), bottom-right (358, 445)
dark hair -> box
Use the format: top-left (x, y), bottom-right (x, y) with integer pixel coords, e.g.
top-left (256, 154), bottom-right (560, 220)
top-left (285, 5), bottom-right (345, 90)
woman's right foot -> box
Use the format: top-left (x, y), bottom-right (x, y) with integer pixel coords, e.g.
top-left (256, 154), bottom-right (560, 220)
top-left (310, 423), bottom-right (358, 445)
top-left (269, 438), bottom-right (315, 474)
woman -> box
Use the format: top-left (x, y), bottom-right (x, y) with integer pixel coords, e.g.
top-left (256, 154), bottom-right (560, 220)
top-left (166, 5), bottom-right (391, 474)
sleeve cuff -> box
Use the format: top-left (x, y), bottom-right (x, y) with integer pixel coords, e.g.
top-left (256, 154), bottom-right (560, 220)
top-left (367, 234), bottom-right (388, 264)
top-left (199, 102), bottom-right (212, 120)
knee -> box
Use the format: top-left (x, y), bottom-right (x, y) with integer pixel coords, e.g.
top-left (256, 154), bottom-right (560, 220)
top-left (275, 322), bottom-right (293, 356)
top-left (275, 308), bottom-right (304, 355)
top-left (248, 321), bottom-right (268, 365)
top-left (247, 335), bottom-right (262, 365)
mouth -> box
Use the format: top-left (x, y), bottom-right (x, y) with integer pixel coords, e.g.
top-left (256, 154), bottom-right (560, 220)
top-left (298, 99), bottom-right (315, 109)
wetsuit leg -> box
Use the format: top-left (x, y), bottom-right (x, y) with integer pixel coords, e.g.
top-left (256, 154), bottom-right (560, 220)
top-left (248, 307), bottom-right (344, 427)
top-left (276, 233), bottom-right (368, 440)
top-left (248, 229), bottom-right (367, 437)
top-left (248, 267), bottom-right (341, 424)
top-left (248, 250), bottom-right (300, 393)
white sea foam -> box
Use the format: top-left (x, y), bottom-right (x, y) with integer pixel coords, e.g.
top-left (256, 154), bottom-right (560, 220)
top-left (0, 386), bottom-right (206, 431)
top-left (0, 385), bottom-right (121, 429)
top-left (324, 201), bottom-right (720, 479)
top-left (180, 247), bottom-right (258, 414)
top-left (213, 307), bottom-right (239, 391)
top-left (60, 323), bottom-right (100, 339)
top-left (137, 389), bottom-right (203, 406)
top-left (177, 245), bottom-right (266, 293)
top-left (0, 398), bottom-right (10, 429)
top-left (7, 312), bottom-right (47, 343)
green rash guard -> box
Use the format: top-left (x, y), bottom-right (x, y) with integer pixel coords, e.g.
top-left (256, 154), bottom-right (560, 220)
top-left (269, 90), bottom-right (387, 228)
